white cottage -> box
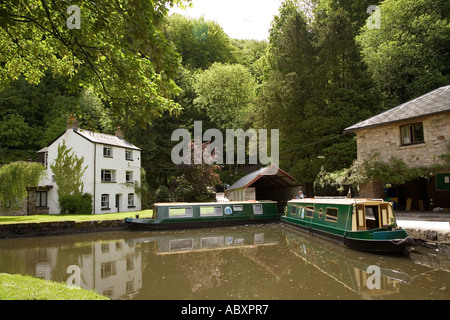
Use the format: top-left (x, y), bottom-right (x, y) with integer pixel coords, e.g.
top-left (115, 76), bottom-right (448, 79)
top-left (33, 121), bottom-right (141, 214)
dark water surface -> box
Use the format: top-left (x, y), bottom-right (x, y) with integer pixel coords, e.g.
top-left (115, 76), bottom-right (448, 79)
top-left (0, 224), bottom-right (449, 300)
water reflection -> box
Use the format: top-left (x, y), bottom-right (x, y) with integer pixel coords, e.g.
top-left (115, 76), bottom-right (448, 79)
top-left (0, 225), bottom-right (449, 300)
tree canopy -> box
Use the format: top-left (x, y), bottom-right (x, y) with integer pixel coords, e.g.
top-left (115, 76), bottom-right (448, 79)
top-left (0, 0), bottom-right (191, 127)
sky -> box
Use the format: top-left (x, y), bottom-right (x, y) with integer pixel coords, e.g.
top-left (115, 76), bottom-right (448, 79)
top-left (169, 0), bottom-right (284, 41)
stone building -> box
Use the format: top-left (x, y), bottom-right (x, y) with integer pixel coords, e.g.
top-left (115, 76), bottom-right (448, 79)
top-left (345, 85), bottom-right (450, 211)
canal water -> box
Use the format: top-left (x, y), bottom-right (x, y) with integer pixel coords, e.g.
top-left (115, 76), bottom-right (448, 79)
top-left (0, 224), bottom-right (449, 300)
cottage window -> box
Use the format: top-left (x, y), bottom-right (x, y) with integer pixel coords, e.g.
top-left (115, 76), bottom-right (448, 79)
top-left (400, 123), bottom-right (424, 146)
top-left (126, 171), bottom-right (133, 183)
top-left (36, 191), bottom-right (47, 207)
top-left (125, 150), bottom-right (133, 160)
top-left (103, 146), bottom-right (113, 158)
top-left (101, 194), bottom-right (109, 209)
top-left (101, 170), bottom-right (116, 183)
top-left (128, 193), bottom-right (135, 207)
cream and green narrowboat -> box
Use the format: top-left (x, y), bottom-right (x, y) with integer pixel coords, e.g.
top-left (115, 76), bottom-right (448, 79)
top-left (281, 198), bottom-right (413, 253)
top-left (124, 201), bottom-right (279, 231)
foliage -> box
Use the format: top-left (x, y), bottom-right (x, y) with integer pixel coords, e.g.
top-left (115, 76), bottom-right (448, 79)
top-left (257, 0), bottom-right (381, 186)
top-left (194, 62), bottom-right (257, 130)
top-left (0, 161), bottom-right (45, 211)
top-left (155, 185), bottom-right (171, 202)
top-left (0, 0), bottom-right (191, 127)
top-left (0, 114), bottom-right (31, 148)
top-left (173, 175), bottom-right (194, 201)
top-left (59, 193), bottom-right (92, 215)
top-left (356, 0), bottom-right (450, 106)
top-left (50, 141), bottom-right (88, 205)
top-left (315, 149), bottom-right (450, 190)
top-left (165, 14), bottom-right (235, 70)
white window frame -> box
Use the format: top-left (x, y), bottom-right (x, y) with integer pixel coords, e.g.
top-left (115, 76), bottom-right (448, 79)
top-left (101, 169), bottom-right (116, 183)
top-left (101, 194), bottom-right (109, 209)
top-left (125, 149), bottom-right (133, 161)
top-left (126, 171), bottom-right (133, 183)
top-left (128, 193), bottom-right (134, 207)
top-left (103, 146), bottom-right (113, 158)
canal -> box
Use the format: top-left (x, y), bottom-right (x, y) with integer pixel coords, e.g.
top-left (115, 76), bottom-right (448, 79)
top-left (0, 224), bottom-right (449, 300)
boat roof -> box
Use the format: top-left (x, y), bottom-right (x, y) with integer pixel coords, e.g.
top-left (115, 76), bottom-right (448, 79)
top-left (155, 200), bottom-right (276, 206)
top-left (288, 198), bottom-right (390, 205)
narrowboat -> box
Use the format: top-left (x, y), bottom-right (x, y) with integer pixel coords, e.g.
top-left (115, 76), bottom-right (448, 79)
top-left (280, 198), bottom-right (413, 253)
top-left (124, 200), bottom-right (280, 231)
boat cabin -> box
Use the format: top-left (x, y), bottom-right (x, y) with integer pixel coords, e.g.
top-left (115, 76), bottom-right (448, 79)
top-left (152, 200), bottom-right (278, 220)
top-left (286, 198), bottom-right (396, 232)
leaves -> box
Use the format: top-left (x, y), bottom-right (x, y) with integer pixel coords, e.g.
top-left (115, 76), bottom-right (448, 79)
top-left (50, 141), bottom-right (87, 203)
top-left (0, 161), bottom-right (45, 211)
top-left (0, 0), bottom-right (191, 127)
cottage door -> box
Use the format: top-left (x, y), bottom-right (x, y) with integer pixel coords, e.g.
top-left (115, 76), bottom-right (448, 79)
top-left (115, 194), bottom-right (120, 212)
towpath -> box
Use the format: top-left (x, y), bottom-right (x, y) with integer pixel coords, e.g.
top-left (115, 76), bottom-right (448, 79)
top-left (395, 211), bottom-right (450, 250)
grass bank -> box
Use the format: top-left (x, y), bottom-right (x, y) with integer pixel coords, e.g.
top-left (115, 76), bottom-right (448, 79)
top-left (0, 209), bottom-right (153, 225)
top-left (0, 273), bottom-right (108, 300)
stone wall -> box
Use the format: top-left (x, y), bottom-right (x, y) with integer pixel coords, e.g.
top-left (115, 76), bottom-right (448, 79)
top-left (356, 112), bottom-right (450, 167)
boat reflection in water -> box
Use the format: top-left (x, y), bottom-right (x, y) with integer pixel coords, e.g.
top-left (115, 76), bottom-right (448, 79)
top-left (0, 225), bottom-right (449, 300)
top-left (282, 225), bottom-right (412, 299)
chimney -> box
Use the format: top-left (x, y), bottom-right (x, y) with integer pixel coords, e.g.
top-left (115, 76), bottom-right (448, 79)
top-left (116, 126), bottom-right (123, 138)
top-left (67, 114), bottom-right (78, 131)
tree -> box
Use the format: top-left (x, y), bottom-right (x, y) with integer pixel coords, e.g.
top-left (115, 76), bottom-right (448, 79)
top-left (356, 0), bottom-right (450, 106)
top-left (256, 0), bottom-right (382, 192)
top-left (0, 161), bottom-right (45, 211)
top-left (50, 141), bottom-right (87, 203)
top-left (0, 0), bottom-right (190, 127)
top-left (165, 14), bottom-right (235, 70)
top-left (194, 62), bottom-right (257, 130)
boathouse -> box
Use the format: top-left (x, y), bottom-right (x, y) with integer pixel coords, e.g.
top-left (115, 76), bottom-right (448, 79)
top-left (345, 85), bottom-right (450, 211)
top-left (224, 165), bottom-right (301, 207)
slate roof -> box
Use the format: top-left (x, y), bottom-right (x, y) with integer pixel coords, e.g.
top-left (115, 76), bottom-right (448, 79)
top-left (345, 85), bottom-right (450, 132)
top-left (226, 165), bottom-right (298, 191)
top-left (75, 129), bottom-right (141, 150)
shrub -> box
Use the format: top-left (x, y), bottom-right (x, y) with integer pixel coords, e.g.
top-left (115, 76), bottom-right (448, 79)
top-left (155, 186), bottom-right (171, 202)
top-left (60, 193), bottom-right (92, 214)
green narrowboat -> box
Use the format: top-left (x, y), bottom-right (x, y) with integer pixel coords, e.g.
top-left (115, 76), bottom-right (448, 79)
top-left (280, 198), bottom-right (413, 254)
top-left (124, 200), bottom-right (280, 231)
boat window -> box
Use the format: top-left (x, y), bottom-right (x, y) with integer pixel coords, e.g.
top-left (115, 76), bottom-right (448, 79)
top-left (290, 206), bottom-right (297, 215)
top-left (200, 206), bottom-right (223, 217)
top-left (169, 206), bottom-right (193, 218)
top-left (325, 208), bottom-right (338, 222)
top-left (253, 204), bottom-right (263, 215)
top-left (365, 206), bottom-right (380, 229)
top-left (233, 205), bottom-right (243, 211)
top-left (318, 208), bottom-right (323, 218)
top-left (305, 206), bottom-right (314, 218)
top-left (169, 239), bottom-right (194, 252)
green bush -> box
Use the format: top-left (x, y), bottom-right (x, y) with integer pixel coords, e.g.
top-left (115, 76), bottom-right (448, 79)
top-left (60, 193), bottom-right (92, 214)
top-left (155, 185), bottom-right (171, 202)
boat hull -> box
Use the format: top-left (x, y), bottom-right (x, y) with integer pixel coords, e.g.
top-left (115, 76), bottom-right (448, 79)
top-left (281, 218), bottom-right (412, 254)
top-left (124, 216), bottom-right (279, 231)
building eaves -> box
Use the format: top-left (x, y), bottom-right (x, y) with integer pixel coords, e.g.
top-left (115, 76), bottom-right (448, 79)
top-left (345, 85), bottom-right (450, 132)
